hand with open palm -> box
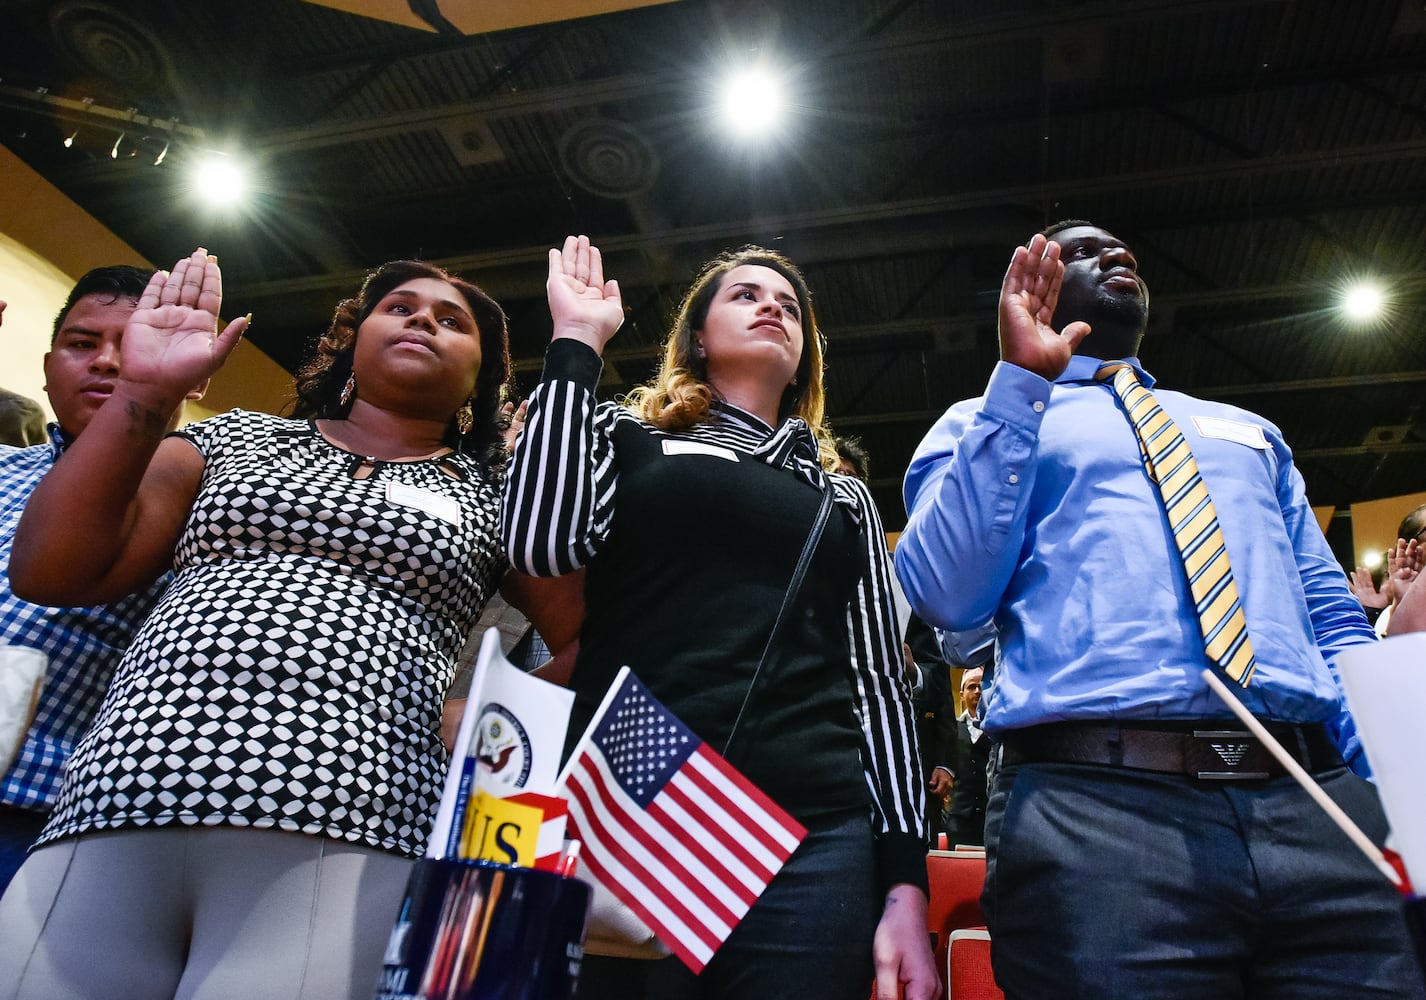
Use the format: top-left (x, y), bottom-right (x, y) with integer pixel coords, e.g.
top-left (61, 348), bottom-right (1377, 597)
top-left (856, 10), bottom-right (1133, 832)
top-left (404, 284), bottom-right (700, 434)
top-left (1388, 538), bottom-right (1422, 598)
top-left (119, 248), bottom-right (248, 405)
top-left (547, 234), bottom-right (624, 355)
top-left (1348, 566), bottom-right (1393, 611)
top-left (998, 233), bottom-right (1092, 381)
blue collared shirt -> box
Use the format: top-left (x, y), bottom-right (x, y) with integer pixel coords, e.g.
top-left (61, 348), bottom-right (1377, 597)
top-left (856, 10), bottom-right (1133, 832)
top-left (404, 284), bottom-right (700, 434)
top-left (0, 425), bottom-right (169, 810)
top-left (897, 357), bottom-right (1375, 771)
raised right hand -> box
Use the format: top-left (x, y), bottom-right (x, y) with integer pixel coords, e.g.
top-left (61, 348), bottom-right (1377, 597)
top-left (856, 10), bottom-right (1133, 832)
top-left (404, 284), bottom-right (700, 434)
top-left (998, 233), bottom-right (1091, 380)
top-left (547, 234), bottom-right (624, 354)
top-left (1348, 566), bottom-right (1392, 610)
top-left (119, 248), bottom-right (248, 403)
top-left (1388, 538), bottom-right (1422, 597)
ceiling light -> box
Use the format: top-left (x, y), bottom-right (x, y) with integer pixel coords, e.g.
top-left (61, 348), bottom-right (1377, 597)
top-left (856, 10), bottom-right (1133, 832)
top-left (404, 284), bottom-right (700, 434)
top-left (718, 64), bottom-right (787, 140)
top-left (189, 151), bottom-right (248, 208)
top-left (1361, 549), bottom-right (1384, 570)
top-left (1340, 282), bottom-right (1384, 323)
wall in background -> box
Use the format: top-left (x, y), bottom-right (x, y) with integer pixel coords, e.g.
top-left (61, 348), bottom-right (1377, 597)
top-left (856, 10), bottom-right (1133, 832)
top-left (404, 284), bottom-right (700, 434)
top-left (0, 143), bottom-right (290, 423)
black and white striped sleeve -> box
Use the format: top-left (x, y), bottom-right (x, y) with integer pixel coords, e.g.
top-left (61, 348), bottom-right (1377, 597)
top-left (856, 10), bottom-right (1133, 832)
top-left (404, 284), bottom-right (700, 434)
top-left (839, 473), bottom-right (930, 894)
top-left (502, 338), bottom-right (622, 577)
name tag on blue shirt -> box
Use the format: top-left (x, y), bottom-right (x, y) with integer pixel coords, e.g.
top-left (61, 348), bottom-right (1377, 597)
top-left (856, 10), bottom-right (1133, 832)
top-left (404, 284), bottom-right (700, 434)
top-left (1191, 416), bottom-right (1269, 450)
top-left (386, 481), bottom-right (462, 525)
top-left (661, 440), bottom-right (739, 462)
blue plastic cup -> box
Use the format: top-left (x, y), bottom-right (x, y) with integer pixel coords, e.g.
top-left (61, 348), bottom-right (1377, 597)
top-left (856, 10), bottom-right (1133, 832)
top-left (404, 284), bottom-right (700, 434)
top-left (1406, 895), bottom-right (1426, 987)
top-left (373, 858), bottom-right (591, 1000)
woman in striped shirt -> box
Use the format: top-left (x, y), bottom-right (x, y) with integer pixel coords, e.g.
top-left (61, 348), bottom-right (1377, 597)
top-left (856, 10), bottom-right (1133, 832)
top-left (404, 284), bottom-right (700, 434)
top-left (503, 236), bottom-right (937, 1000)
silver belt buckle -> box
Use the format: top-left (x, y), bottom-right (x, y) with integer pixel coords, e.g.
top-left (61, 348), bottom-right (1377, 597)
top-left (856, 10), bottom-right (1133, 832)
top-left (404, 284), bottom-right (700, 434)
top-left (1192, 729), bottom-right (1271, 780)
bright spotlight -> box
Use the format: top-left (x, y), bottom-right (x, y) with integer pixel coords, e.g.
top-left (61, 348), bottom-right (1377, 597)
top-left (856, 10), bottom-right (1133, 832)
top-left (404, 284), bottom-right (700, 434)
top-left (189, 152), bottom-right (248, 209)
top-left (718, 65), bottom-right (787, 140)
top-left (1361, 549), bottom-right (1384, 570)
top-left (1340, 281), bottom-right (1384, 323)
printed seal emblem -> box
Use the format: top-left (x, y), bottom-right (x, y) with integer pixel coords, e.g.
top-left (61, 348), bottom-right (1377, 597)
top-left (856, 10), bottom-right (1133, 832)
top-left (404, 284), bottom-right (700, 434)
top-left (473, 703), bottom-right (534, 789)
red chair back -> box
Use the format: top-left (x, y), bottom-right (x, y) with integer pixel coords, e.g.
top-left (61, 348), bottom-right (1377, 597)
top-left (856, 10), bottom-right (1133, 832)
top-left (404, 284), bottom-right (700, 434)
top-left (925, 849), bottom-right (986, 989)
top-left (947, 928), bottom-right (1004, 1000)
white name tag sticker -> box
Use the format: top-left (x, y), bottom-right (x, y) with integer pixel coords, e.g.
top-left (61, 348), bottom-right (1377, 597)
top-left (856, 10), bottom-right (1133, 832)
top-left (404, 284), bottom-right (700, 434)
top-left (661, 439), bottom-right (739, 462)
top-left (1191, 416), bottom-right (1270, 450)
top-left (385, 481), bottom-right (462, 526)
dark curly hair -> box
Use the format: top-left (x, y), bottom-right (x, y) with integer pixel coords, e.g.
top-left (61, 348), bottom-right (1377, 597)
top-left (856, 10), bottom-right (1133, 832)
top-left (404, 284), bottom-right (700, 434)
top-left (289, 260), bottom-right (513, 471)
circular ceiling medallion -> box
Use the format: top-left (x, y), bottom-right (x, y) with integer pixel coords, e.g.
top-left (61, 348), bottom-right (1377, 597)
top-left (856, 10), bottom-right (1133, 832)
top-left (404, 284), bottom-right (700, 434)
top-left (49, 1), bottom-right (176, 97)
top-left (558, 117), bottom-right (659, 200)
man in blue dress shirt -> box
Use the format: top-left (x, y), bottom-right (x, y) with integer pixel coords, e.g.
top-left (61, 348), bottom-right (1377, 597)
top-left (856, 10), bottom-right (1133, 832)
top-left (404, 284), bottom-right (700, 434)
top-left (897, 221), bottom-right (1422, 997)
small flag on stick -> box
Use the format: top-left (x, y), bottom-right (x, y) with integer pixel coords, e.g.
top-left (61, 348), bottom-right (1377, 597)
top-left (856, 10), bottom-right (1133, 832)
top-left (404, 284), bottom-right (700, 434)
top-left (556, 667), bottom-right (806, 972)
top-left (427, 629), bottom-right (574, 862)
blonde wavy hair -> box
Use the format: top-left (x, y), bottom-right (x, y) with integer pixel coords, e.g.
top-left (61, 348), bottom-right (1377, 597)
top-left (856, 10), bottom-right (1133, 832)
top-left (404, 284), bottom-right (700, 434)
top-left (624, 247), bottom-right (839, 469)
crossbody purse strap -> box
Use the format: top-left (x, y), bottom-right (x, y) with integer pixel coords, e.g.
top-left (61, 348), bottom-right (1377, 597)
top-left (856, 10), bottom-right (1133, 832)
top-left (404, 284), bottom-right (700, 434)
top-left (722, 479), bottom-right (836, 761)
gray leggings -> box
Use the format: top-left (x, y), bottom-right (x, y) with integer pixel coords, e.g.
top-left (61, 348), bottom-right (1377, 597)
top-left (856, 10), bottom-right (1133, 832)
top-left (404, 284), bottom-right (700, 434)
top-left (0, 826), bottom-right (413, 1000)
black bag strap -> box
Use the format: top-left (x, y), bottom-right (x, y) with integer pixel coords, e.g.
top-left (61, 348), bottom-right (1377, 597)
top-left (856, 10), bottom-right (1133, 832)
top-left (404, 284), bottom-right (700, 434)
top-left (722, 479), bottom-right (836, 760)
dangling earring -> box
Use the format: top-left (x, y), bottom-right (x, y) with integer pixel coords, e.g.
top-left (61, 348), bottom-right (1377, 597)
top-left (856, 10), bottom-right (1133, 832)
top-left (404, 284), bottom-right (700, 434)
top-left (456, 399), bottom-right (475, 435)
top-left (340, 373), bottom-right (357, 406)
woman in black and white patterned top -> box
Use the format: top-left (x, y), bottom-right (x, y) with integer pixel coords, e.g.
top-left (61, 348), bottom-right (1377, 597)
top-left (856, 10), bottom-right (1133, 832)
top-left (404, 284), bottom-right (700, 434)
top-left (504, 237), bottom-right (938, 1000)
top-left (0, 250), bottom-right (524, 999)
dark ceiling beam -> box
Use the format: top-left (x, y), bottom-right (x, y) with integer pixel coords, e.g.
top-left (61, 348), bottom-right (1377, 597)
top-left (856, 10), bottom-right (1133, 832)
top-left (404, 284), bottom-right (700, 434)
top-left (1293, 442), bottom-right (1426, 459)
top-left (252, 73), bottom-right (664, 152)
top-left (247, 4), bottom-right (1420, 154)
top-left (232, 136), bottom-right (1426, 305)
top-left (1204, 370), bottom-right (1426, 399)
top-left (286, 168), bottom-right (1426, 296)
top-left (1145, 102), bottom-right (1264, 161)
top-left (282, 0), bottom-right (1262, 81)
top-left (0, 84), bottom-right (207, 138)
top-left (1341, 77), bottom-right (1426, 130)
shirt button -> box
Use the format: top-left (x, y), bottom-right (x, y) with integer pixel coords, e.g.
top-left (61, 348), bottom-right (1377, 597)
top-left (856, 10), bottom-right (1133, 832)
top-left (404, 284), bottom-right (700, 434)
top-left (1008, 473), bottom-right (1020, 484)
top-left (1032, 401), bottom-right (1045, 413)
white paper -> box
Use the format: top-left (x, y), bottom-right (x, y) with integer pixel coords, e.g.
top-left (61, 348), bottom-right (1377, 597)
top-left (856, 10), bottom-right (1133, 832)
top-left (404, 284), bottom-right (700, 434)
top-left (466, 634), bottom-right (575, 796)
top-left (424, 628), bottom-right (575, 856)
top-left (385, 481), bottom-right (462, 525)
top-left (1336, 633), bottom-right (1426, 888)
top-left (1191, 415), bottom-right (1269, 450)
top-left (660, 439), bottom-right (739, 462)
top-left (0, 646), bottom-right (47, 775)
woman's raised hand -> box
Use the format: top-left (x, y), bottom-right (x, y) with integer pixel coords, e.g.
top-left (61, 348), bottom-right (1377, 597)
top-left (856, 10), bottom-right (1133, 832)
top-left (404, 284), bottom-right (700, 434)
top-left (547, 234), bottom-right (624, 354)
top-left (120, 248), bottom-right (249, 402)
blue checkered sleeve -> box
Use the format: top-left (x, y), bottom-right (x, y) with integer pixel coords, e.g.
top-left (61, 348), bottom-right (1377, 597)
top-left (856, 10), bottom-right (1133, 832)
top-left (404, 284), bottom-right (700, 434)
top-left (0, 428), bottom-right (169, 810)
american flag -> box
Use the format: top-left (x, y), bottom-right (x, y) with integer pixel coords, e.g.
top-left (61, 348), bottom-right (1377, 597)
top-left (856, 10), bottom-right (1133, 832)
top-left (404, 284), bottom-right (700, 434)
top-left (557, 667), bottom-right (807, 972)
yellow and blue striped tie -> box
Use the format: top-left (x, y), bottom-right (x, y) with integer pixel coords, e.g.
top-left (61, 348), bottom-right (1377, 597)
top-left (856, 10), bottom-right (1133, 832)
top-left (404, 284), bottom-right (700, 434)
top-left (1097, 362), bottom-right (1257, 686)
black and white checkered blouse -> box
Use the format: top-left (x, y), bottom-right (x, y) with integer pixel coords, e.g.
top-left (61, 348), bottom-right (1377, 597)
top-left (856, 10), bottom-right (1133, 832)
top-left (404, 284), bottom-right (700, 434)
top-left (37, 409), bottom-right (506, 858)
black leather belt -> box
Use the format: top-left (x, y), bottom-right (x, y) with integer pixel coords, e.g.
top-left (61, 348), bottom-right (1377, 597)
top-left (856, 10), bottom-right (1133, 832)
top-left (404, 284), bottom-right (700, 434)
top-left (997, 720), bottom-right (1342, 780)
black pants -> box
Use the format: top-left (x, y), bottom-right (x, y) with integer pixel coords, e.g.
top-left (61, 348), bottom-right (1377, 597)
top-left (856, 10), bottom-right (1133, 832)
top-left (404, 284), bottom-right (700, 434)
top-left (983, 761), bottom-right (1425, 999)
top-left (576, 810), bottom-right (880, 1000)
top-left (0, 803), bottom-right (47, 896)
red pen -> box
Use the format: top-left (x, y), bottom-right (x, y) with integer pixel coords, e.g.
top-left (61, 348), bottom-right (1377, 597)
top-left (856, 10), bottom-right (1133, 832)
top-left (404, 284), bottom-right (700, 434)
top-left (558, 839), bottom-right (581, 877)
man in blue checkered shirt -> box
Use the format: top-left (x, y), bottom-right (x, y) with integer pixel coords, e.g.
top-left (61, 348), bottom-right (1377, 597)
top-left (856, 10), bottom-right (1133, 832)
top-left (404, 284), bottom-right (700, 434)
top-left (0, 265), bottom-right (196, 891)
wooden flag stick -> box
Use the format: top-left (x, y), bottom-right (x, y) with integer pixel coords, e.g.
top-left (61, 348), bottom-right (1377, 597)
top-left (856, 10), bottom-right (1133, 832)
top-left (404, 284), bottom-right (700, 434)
top-left (1201, 668), bottom-right (1402, 889)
